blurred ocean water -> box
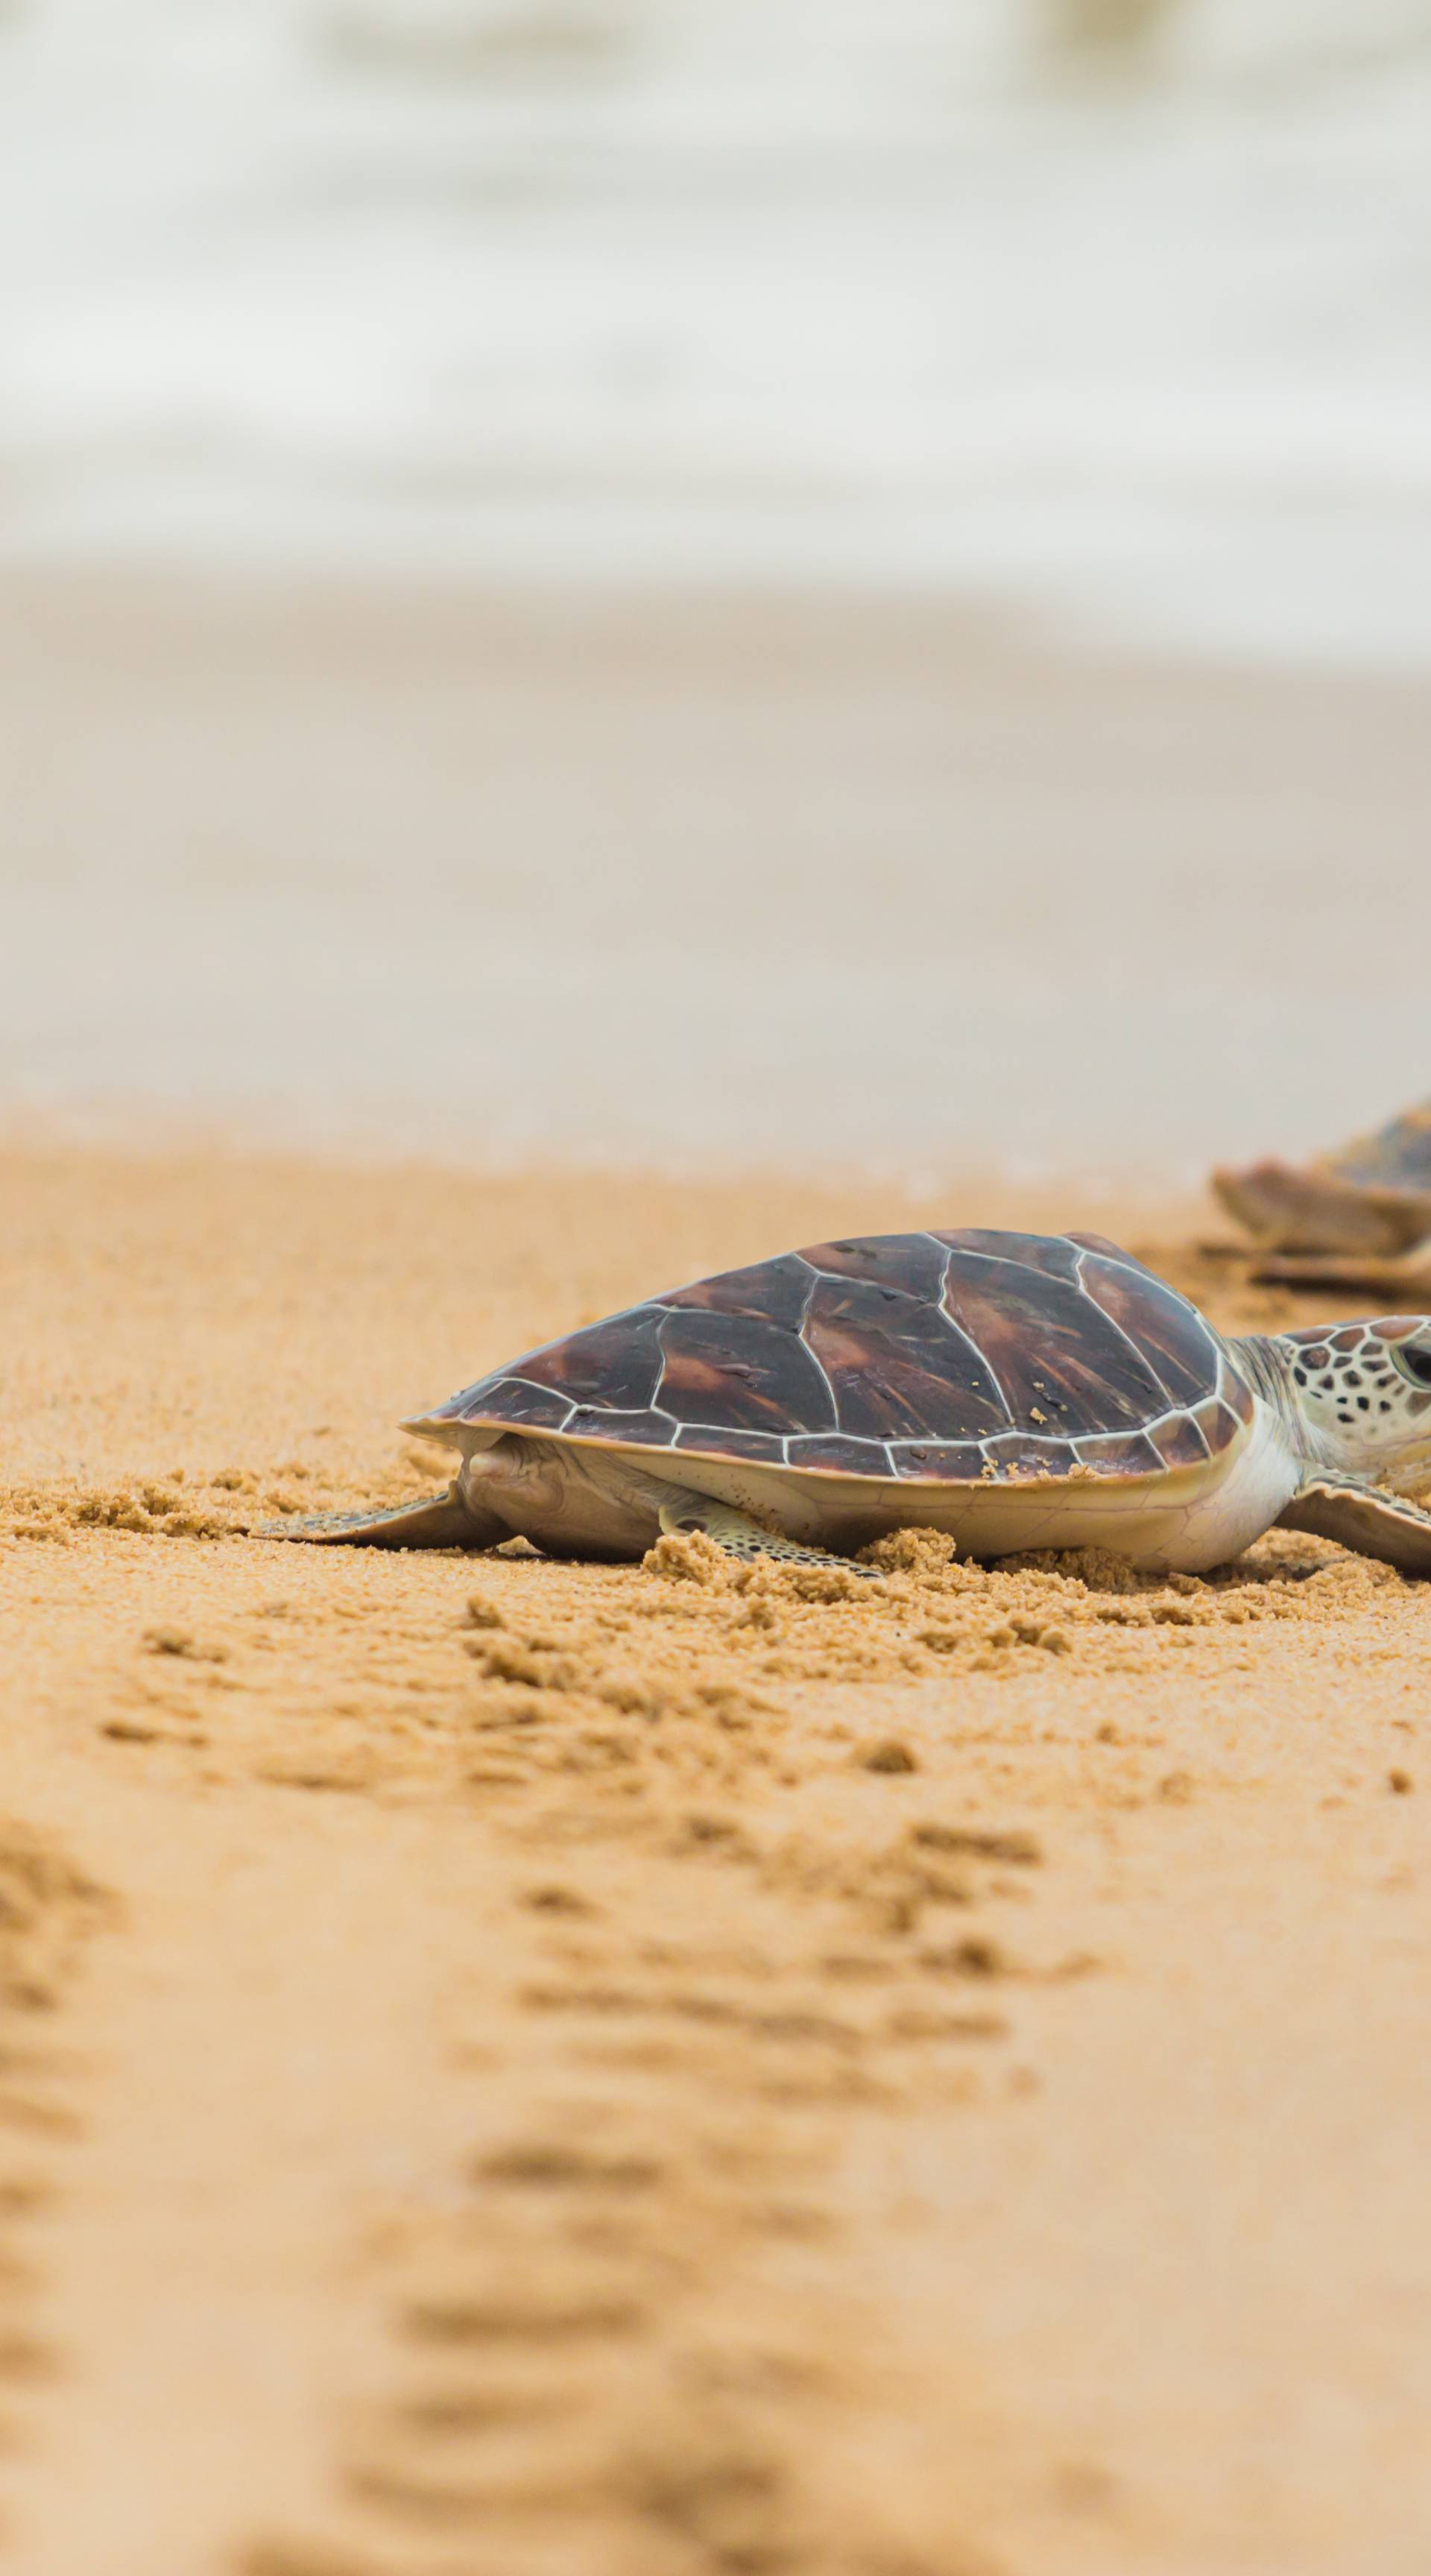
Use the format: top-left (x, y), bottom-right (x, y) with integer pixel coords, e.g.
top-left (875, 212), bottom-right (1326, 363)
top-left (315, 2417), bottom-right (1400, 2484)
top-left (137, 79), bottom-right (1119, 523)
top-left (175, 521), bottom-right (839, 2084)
top-left (4, 6), bottom-right (1431, 1177)
top-left (4, 0), bottom-right (1431, 663)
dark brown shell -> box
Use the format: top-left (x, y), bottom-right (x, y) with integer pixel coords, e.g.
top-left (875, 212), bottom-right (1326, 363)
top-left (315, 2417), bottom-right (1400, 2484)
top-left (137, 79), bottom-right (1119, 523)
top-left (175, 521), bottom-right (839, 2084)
top-left (1327, 1101), bottom-right (1431, 1193)
top-left (410, 1231), bottom-right (1249, 1486)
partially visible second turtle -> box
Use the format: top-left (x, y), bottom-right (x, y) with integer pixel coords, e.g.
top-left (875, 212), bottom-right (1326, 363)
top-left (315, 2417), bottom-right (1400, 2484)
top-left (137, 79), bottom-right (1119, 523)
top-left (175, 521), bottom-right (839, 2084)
top-left (262, 1227), bottom-right (1431, 1576)
top-left (1216, 1101), bottom-right (1431, 1290)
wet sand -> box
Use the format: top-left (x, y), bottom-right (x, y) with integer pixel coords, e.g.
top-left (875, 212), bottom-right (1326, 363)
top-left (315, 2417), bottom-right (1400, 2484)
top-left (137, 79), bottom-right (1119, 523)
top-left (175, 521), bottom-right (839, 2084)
top-left (5, 569), bottom-right (1431, 1177)
top-left (5, 1137), bottom-right (1431, 2576)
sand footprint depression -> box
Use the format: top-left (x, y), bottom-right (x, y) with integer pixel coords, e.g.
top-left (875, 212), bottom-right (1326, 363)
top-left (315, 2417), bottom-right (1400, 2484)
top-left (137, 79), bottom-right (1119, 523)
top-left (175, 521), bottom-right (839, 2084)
top-left (0, 1825), bottom-right (110, 2539)
top-left (8, 1151), bottom-right (1431, 2574)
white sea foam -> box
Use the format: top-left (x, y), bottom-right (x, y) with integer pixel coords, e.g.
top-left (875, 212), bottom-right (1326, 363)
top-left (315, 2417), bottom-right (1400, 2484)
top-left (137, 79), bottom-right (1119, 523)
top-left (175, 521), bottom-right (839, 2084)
top-left (3, 0), bottom-right (1431, 663)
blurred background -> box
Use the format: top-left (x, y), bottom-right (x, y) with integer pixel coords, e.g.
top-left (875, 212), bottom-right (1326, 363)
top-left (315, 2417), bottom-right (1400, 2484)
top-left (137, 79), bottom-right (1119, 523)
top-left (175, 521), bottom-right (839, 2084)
top-left (2, 0), bottom-right (1430, 1181)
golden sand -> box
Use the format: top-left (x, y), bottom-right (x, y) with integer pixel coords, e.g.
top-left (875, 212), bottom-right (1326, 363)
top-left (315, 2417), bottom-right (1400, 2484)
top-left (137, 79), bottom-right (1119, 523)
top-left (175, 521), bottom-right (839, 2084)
top-left (4, 1140), bottom-right (1431, 2576)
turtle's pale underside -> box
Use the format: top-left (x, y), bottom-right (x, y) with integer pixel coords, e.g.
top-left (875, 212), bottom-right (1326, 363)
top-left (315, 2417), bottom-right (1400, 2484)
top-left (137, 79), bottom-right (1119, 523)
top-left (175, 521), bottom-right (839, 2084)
top-left (263, 1229), bottom-right (1431, 1576)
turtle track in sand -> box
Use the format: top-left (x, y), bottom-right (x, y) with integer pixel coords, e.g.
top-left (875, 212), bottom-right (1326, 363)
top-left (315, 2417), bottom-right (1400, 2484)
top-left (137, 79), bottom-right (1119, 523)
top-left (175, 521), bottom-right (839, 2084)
top-left (10, 1146), bottom-right (1431, 2575)
top-left (218, 1535), bottom-right (1415, 2576)
top-left (0, 1824), bottom-right (110, 2541)
top-left (232, 1590), bottom-right (1058, 2576)
top-left (12, 1495), bottom-right (1430, 2576)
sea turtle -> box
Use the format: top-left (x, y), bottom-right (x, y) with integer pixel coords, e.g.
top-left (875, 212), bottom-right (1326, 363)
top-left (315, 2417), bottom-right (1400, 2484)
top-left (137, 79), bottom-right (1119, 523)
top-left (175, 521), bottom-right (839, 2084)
top-left (1216, 1102), bottom-right (1431, 1291)
top-left (262, 1228), bottom-right (1431, 1576)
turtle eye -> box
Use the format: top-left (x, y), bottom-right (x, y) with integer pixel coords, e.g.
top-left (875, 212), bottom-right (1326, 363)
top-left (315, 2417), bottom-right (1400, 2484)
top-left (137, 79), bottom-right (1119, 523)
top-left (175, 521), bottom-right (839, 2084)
top-left (1389, 1342), bottom-right (1431, 1391)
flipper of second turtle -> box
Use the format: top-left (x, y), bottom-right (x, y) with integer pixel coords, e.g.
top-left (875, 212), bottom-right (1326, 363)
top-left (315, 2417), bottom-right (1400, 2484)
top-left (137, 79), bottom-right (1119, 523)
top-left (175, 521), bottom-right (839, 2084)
top-left (1253, 1237), bottom-right (1431, 1296)
top-left (1277, 1474), bottom-right (1431, 1575)
top-left (656, 1493), bottom-right (876, 1577)
top-left (1211, 1157), bottom-right (1430, 1257)
top-left (259, 1483), bottom-right (505, 1550)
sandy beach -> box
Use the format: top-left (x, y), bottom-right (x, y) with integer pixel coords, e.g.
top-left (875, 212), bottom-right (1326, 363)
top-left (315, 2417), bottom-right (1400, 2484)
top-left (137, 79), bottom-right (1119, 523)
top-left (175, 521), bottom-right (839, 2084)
top-left (5, 1134), bottom-right (1431, 2576)
top-left (6, 3), bottom-right (1431, 2561)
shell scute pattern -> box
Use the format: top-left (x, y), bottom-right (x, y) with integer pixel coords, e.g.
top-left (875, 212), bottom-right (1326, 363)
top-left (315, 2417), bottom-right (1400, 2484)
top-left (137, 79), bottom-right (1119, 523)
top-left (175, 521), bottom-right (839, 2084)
top-left (802, 1272), bottom-right (1007, 1442)
top-left (802, 1234), bottom-right (952, 1297)
top-left (1146, 1413), bottom-right (1213, 1470)
top-left (466, 1377), bottom-right (572, 1432)
top-left (1217, 1360), bottom-right (1257, 1428)
top-left (662, 1256), bottom-right (812, 1329)
top-left (931, 1227), bottom-right (1087, 1279)
top-left (889, 1441), bottom-right (987, 1482)
top-left (935, 1240), bottom-right (1176, 1431)
top-left (655, 1304), bottom-right (835, 1436)
top-left (1071, 1430), bottom-right (1167, 1475)
top-left (673, 1424), bottom-right (784, 1464)
top-left (982, 1430), bottom-right (1082, 1477)
top-left (1195, 1395), bottom-right (1247, 1452)
top-left (518, 1307), bottom-right (664, 1409)
top-left (566, 1405), bottom-right (674, 1449)
top-left (423, 1229), bottom-right (1234, 1484)
top-left (1075, 1246), bottom-right (1222, 1411)
top-left (787, 1433), bottom-right (898, 1475)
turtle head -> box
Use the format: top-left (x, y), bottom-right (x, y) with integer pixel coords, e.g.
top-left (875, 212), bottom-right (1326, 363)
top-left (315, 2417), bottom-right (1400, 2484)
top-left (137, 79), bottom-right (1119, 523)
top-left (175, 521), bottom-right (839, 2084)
top-left (1274, 1316), bottom-right (1431, 1489)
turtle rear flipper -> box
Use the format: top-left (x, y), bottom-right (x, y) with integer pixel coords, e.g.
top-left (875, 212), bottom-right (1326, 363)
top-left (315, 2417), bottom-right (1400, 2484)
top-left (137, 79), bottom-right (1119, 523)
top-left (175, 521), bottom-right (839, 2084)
top-left (259, 1483), bottom-right (505, 1550)
top-left (656, 1492), bottom-right (876, 1577)
top-left (1277, 1474), bottom-right (1431, 1575)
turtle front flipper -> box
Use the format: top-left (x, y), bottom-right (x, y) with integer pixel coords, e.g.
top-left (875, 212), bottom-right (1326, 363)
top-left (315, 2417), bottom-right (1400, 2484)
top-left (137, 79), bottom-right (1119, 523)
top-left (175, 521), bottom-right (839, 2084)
top-left (656, 1493), bottom-right (876, 1578)
top-left (259, 1483), bottom-right (505, 1550)
top-left (1276, 1474), bottom-right (1431, 1575)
